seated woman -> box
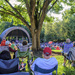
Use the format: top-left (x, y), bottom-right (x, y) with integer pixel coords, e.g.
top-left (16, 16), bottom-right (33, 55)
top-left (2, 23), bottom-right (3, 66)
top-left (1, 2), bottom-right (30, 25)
top-left (5, 41), bottom-right (17, 59)
top-left (0, 50), bottom-right (11, 60)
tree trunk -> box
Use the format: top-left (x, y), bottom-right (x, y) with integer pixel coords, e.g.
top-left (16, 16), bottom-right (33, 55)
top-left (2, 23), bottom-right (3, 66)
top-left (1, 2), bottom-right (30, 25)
top-left (31, 29), bottom-right (41, 51)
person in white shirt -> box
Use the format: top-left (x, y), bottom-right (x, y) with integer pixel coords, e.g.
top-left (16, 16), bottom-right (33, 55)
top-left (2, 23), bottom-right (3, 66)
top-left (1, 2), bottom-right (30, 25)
top-left (31, 47), bottom-right (58, 75)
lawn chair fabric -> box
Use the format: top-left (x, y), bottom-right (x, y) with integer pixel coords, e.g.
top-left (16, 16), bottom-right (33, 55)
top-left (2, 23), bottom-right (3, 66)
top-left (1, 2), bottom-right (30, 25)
top-left (34, 64), bottom-right (58, 75)
top-left (68, 47), bottom-right (75, 61)
top-left (16, 45), bottom-right (32, 60)
top-left (0, 72), bottom-right (30, 75)
top-left (31, 57), bottom-right (58, 75)
top-left (0, 58), bottom-right (19, 74)
top-left (0, 46), bottom-right (9, 52)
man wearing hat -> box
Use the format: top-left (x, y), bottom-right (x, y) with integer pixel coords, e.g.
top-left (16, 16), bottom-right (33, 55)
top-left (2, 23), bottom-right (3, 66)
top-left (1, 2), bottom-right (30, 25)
top-left (31, 47), bottom-right (58, 75)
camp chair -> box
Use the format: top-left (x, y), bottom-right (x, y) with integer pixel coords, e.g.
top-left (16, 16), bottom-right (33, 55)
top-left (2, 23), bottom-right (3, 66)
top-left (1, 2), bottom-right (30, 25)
top-left (0, 46), bottom-right (9, 52)
top-left (34, 64), bottom-right (58, 75)
top-left (66, 51), bottom-right (75, 67)
top-left (0, 58), bottom-right (30, 75)
top-left (66, 51), bottom-right (72, 60)
top-left (0, 72), bottom-right (30, 75)
top-left (16, 45), bottom-right (33, 74)
top-left (0, 58), bottom-right (19, 74)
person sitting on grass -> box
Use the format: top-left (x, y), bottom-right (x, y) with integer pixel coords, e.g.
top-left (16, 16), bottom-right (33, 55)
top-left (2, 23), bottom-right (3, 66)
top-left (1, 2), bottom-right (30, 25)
top-left (30, 47), bottom-right (58, 75)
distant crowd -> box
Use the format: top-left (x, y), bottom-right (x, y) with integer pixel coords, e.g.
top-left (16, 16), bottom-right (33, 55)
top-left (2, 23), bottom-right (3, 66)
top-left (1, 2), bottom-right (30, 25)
top-left (0, 38), bottom-right (75, 75)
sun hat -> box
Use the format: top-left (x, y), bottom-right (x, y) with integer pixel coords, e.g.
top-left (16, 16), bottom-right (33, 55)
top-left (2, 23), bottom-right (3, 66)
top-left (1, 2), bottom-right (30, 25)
top-left (43, 47), bottom-right (52, 56)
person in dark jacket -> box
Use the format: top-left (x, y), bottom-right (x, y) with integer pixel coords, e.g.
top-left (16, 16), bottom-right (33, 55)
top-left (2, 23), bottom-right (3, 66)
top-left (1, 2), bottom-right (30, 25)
top-left (0, 50), bottom-right (11, 60)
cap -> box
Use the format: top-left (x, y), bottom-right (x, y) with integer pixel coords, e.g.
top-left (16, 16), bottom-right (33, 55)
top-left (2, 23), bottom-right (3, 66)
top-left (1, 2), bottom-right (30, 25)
top-left (43, 47), bottom-right (52, 56)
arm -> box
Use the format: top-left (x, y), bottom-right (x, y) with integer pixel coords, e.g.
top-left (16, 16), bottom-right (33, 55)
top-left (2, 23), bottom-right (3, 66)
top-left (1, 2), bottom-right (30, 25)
top-left (30, 58), bottom-right (38, 71)
top-left (9, 47), bottom-right (17, 52)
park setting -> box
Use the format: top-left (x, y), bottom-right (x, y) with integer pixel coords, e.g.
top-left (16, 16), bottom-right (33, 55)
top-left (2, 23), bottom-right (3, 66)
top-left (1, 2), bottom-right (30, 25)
top-left (0, 0), bottom-right (75, 75)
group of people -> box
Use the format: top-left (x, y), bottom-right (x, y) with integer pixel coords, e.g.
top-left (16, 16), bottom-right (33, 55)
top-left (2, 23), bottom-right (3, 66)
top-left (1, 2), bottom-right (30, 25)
top-left (0, 39), bottom-right (18, 59)
top-left (0, 39), bottom-right (29, 58)
top-left (0, 38), bottom-right (75, 75)
top-left (0, 40), bottom-right (28, 72)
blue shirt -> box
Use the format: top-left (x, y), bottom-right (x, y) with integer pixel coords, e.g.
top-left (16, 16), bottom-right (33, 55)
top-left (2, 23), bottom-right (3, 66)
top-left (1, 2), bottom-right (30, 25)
top-left (31, 57), bottom-right (58, 75)
top-left (63, 42), bottom-right (73, 53)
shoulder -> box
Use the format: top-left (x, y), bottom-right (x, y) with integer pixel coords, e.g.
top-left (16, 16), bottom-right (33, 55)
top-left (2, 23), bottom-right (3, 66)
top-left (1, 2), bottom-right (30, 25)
top-left (49, 57), bottom-right (58, 64)
top-left (34, 57), bottom-right (42, 61)
top-left (50, 57), bottom-right (57, 61)
top-left (70, 47), bottom-right (75, 51)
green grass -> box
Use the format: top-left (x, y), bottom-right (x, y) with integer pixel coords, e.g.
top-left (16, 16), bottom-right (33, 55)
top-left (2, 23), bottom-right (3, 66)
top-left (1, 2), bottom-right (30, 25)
top-left (52, 50), bottom-right (62, 52)
top-left (19, 55), bottom-right (75, 75)
top-left (52, 55), bottom-right (75, 75)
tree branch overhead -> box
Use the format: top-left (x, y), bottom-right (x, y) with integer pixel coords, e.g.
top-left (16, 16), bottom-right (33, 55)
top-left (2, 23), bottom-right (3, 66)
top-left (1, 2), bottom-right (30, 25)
top-left (4, 0), bottom-right (31, 29)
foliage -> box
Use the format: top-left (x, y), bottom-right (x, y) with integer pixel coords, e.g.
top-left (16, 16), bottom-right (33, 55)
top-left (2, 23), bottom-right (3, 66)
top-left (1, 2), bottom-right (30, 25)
top-left (62, 9), bottom-right (75, 41)
top-left (43, 7), bottom-right (75, 42)
top-left (0, 21), bottom-right (31, 37)
top-left (0, 0), bottom-right (74, 50)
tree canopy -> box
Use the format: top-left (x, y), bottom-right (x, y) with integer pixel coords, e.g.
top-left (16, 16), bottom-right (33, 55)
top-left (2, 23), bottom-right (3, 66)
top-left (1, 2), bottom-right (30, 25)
top-left (0, 0), bottom-right (74, 50)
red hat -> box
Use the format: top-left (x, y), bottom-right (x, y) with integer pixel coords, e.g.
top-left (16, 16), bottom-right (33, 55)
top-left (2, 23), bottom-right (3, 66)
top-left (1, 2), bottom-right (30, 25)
top-left (43, 47), bottom-right (52, 55)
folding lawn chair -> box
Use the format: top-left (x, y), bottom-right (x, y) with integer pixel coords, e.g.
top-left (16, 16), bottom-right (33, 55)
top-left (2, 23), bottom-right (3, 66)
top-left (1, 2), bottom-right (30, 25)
top-left (0, 58), bottom-right (30, 75)
top-left (16, 45), bottom-right (33, 74)
top-left (66, 51), bottom-right (75, 67)
top-left (33, 64), bottom-right (58, 75)
top-left (0, 58), bottom-right (19, 74)
top-left (0, 72), bottom-right (30, 75)
top-left (0, 46), bottom-right (9, 52)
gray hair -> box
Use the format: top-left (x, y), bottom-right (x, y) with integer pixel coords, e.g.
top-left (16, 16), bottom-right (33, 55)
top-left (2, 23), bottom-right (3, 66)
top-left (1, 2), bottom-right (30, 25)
top-left (66, 38), bottom-right (70, 43)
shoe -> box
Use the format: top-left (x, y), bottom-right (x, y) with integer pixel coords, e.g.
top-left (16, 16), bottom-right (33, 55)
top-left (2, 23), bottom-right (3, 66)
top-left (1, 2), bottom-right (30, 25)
top-left (62, 63), bottom-right (66, 67)
top-left (62, 73), bottom-right (65, 75)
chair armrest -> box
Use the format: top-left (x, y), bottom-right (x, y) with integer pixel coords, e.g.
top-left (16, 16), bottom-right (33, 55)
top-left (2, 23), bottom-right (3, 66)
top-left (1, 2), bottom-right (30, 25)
top-left (0, 72), bottom-right (30, 75)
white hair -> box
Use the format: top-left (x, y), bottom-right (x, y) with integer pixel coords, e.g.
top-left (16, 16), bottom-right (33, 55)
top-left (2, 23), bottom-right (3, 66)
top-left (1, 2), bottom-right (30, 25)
top-left (66, 38), bottom-right (70, 43)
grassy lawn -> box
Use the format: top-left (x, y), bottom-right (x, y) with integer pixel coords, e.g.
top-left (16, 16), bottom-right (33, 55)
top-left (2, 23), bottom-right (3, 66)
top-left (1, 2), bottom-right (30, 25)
top-left (53, 55), bottom-right (75, 75)
top-left (18, 54), bottom-right (75, 75)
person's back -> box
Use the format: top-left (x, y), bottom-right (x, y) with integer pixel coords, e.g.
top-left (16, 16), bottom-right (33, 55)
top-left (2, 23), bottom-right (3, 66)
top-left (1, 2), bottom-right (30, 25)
top-left (11, 41), bottom-right (15, 49)
top-left (0, 50), bottom-right (11, 60)
top-left (31, 47), bottom-right (58, 75)
top-left (31, 57), bottom-right (58, 75)
top-left (64, 42), bottom-right (73, 53)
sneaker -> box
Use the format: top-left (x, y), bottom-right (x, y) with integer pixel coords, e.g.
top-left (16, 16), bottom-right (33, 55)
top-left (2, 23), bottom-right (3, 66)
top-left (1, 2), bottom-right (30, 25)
top-left (62, 63), bottom-right (66, 67)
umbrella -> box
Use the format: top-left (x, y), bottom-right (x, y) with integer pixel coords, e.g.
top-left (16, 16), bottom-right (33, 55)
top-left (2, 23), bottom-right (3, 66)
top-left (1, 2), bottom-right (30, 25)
top-left (48, 41), bottom-right (53, 44)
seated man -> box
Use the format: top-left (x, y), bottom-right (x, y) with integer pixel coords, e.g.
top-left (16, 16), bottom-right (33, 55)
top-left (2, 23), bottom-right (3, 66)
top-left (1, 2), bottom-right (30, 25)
top-left (62, 38), bottom-right (73, 66)
top-left (31, 47), bottom-right (58, 75)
